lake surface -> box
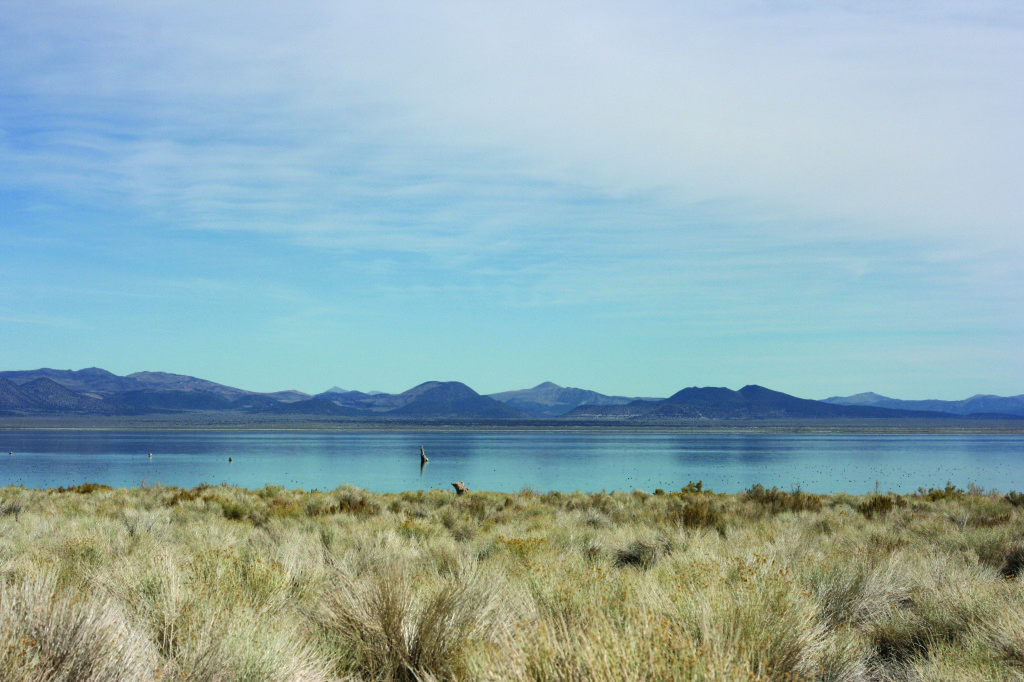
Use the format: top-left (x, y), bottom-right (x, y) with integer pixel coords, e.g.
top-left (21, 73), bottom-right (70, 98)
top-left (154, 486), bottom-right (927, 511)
top-left (2, 429), bottom-right (1023, 495)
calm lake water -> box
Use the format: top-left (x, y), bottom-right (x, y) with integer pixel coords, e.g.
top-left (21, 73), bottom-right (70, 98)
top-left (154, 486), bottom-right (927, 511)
top-left (2, 429), bottom-right (1023, 495)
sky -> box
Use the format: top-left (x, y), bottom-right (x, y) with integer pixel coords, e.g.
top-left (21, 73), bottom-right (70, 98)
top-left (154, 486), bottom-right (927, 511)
top-left (2, 1), bottom-right (1022, 400)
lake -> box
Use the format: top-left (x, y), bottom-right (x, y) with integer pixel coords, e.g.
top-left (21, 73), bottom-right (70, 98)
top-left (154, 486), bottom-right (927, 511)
top-left (1, 429), bottom-right (1023, 495)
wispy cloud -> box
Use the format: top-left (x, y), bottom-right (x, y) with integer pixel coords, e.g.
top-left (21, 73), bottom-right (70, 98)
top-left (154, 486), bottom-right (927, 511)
top-left (1, 0), bottom-right (1022, 396)
top-left (5, 1), bottom-right (1019, 249)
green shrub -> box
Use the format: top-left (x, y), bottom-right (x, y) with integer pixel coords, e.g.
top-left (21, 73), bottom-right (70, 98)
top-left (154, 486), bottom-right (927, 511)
top-left (919, 482), bottom-right (965, 501)
top-left (614, 540), bottom-right (659, 570)
top-left (52, 482), bottom-right (112, 494)
top-left (1005, 490), bottom-right (1024, 507)
top-left (220, 499), bottom-right (247, 520)
top-left (858, 495), bottom-right (895, 519)
top-left (675, 498), bottom-right (721, 529)
top-left (999, 544), bottom-right (1024, 579)
top-left (744, 484), bottom-right (822, 514)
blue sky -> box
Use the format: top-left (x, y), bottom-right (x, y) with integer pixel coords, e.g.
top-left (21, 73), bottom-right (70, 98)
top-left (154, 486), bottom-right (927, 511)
top-left (2, 1), bottom-right (1022, 400)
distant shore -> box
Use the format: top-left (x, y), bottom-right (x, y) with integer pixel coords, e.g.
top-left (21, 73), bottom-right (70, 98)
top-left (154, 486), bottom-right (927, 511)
top-left (3, 414), bottom-right (1024, 434)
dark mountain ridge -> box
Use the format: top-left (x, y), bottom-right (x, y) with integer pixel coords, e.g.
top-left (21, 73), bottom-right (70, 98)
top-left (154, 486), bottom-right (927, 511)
top-left (388, 382), bottom-right (528, 418)
top-left (565, 385), bottom-right (963, 420)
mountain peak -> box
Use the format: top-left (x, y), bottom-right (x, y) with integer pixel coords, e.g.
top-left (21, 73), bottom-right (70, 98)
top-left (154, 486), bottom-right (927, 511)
top-left (400, 381), bottom-right (478, 400)
top-left (77, 367), bottom-right (118, 377)
top-left (822, 392), bottom-right (891, 405)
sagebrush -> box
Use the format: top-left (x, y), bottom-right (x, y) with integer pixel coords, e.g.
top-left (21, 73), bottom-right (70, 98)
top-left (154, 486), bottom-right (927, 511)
top-left (2, 482), bottom-right (1024, 680)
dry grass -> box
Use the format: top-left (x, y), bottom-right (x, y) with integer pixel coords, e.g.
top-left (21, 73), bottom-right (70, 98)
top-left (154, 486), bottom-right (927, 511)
top-left (2, 481), bottom-right (1024, 680)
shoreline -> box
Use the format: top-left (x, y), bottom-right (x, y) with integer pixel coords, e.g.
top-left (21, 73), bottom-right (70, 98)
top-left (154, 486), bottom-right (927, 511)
top-left (3, 415), bottom-right (1024, 434)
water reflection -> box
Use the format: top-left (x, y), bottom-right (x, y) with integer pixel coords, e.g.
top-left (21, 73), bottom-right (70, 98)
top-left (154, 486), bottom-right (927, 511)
top-left (1, 430), bottom-right (1023, 494)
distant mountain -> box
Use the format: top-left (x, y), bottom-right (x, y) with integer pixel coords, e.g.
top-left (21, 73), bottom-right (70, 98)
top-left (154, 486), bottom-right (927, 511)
top-left (0, 368), bottom-right (306, 417)
top-left (0, 376), bottom-right (109, 413)
top-left (2, 367), bottom-right (1021, 422)
top-left (106, 390), bottom-right (236, 413)
top-left (823, 392), bottom-right (889, 406)
top-left (124, 371), bottom-right (253, 399)
top-left (488, 382), bottom-right (643, 417)
top-left (0, 378), bottom-right (23, 407)
top-left (0, 368), bottom-right (140, 395)
top-left (313, 389), bottom-right (381, 409)
top-left (262, 381), bottom-right (527, 419)
top-left (0, 377), bottom-right (46, 410)
top-left (261, 390), bottom-right (311, 403)
top-left (823, 392), bottom-right (1024, 417)
top-left (565, 385), bottom-right (960, 420)
top-left (258, 397), bottom-right (368, 417)
top-left (388, 381), bottom-right (528, 418)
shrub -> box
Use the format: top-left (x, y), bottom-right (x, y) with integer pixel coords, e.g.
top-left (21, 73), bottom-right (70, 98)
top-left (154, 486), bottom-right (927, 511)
top-left (681, 480), bottom-right (708, 494)
top-left (336, 490), bottom-right (380, 516)
top-left (744, 484), bottom-right (822, 514)
top-left (919, 482), bottom-right (965, 501)
top-left (52, 482), bottom-right (112, 494)
top-left (1005, 491), bottom-right (1024, 507)
top-left (999, 544), bottom-right (1024, 579)
top-left (0, 498), bottom-right (23, 520)
top-left (221, 501), bottom-right (247, 520)
top-left (858, 495), bottom-right (895, 519)
top-left (614, 540), bottom-right (659, 570)
top-left (674, 498), bottom-right (721, 529)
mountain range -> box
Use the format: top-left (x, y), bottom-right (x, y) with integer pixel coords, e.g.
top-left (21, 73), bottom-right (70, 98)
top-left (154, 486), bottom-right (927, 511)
top-left (1, 367), bottom-right (1022, 421)
top-left (822, 392), bottom-right (1024, 418)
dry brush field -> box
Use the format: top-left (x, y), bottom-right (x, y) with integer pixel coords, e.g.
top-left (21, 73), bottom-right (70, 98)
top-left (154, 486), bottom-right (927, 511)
top-left (3, 480), bottom-right (1024, 681)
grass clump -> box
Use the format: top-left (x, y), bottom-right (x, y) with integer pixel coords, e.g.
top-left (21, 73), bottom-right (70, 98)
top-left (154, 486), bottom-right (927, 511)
top-left (0, 575), bottom-right (156, 681)
top-left (308, 560), bottom-right (500, 681)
